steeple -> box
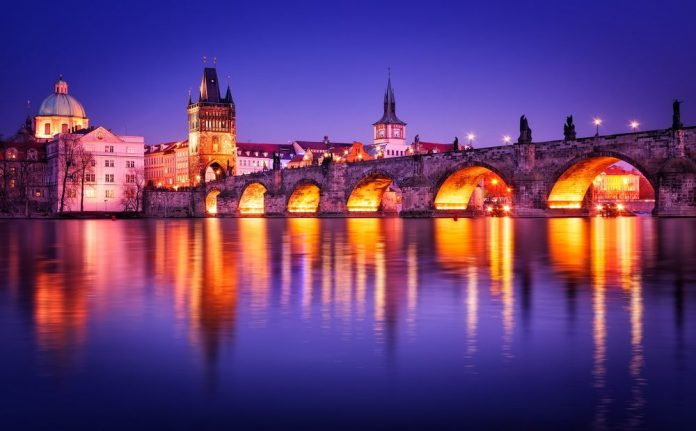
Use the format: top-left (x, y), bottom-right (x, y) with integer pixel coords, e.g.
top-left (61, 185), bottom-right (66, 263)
top-left (224, 84), bottom-right (233, 105)
top-left (374, 70), bottom-right (405, 126)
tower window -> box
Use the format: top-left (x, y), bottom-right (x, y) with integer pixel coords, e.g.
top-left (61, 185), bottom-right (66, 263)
top-left (62, 124), bottom-right (68, 134)
top-left (44, 123), bottom-right (51, 135)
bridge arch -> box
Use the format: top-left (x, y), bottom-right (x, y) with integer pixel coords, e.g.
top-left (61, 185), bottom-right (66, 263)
top-left (238, 181), bottom-right (268, 215)
top-left (205, 187), bottom-right (221, 215)
top-left (546, 150), bottom-right (657, 209)
top-left (434, 162), bottom-right (512, 211)
top-left (287, 179), bottom-right (322, 214)
top-left (346, 170), bottom-right (401, 213)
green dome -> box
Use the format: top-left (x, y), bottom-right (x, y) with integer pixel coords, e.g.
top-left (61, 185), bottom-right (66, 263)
top-left (38, 77), bottom-right (86, 118)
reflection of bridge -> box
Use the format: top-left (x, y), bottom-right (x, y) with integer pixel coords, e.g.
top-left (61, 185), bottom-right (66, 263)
top-left (145, 126), bottom-right (696, 217)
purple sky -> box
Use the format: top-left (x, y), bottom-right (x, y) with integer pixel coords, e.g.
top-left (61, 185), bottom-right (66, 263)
top-left (3, 0), bottom-right (696, 147)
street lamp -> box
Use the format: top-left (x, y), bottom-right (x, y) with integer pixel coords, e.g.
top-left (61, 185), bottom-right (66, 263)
top-left (503, 135), bottom-right (511, 145)
top-left (593, 118), bottom-right (602, 136)
top-left (467, 133), bottom-right (475, 147)
top-left (630, 120), bottom-right (639, 132)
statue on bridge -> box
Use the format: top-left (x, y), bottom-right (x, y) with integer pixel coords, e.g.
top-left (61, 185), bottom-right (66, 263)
top-left (563, 115), bottom-right (577, 141)
top-left (452, 136), bottom-right (459, 151)
top-left (518, 115), bottom-right (533, 144)
top-left (272, 152), bottom-right (281, 170)
top-left (673, 99), bottom-right (683, 130)
top-left (413, 134), bottom-right (421, 154)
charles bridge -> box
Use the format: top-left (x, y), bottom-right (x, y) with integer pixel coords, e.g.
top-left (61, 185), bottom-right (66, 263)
top-left (144, 123), bottom-right (696, 218)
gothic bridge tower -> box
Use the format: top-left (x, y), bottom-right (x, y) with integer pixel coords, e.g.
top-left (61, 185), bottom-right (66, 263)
top-left (188, 66), bottom-right (237, 185)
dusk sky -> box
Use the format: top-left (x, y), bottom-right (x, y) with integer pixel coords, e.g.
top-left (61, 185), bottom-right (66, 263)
top-left (3, 0), bottom-right (696, 146)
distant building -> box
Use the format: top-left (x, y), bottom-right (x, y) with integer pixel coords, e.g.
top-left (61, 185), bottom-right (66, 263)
top-left (371, 75), bottom-right (407, 157)
top-left (591, 165), bottom-right (643, 201)
top-left (236, 142), bottom-right (294, 175)
top-left (46, 127), bottom-right (144, 212)
top-left (144, 141), bottom-right (189, 188)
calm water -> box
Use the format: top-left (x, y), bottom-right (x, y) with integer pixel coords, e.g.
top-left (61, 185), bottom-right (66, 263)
top-left (1, 217), bottom-right (696, 430)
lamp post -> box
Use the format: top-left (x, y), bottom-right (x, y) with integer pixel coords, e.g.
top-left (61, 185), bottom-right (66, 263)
top-left (467, 133), bottom-right (475, 148)
top-left (630, 120), bottom-right (639, 132)
top-left (593, 118), bottom-right (602, 137)
top-left (503, 135), bottom-right (511, 145)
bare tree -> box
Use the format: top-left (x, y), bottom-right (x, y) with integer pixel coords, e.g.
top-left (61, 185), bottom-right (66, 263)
top-left (74, 145), bottom-right (95, 212)
top-left (121, 167), bottom-right (146, 212)
top-left (58, 134), bottom-right (81, 213)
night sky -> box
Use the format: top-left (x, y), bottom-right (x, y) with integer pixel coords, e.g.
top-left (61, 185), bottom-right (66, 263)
top-left (3, 0), bottom-right (696, 146)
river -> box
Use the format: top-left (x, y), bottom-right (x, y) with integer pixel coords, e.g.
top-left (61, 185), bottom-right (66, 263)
top-left (1, 217), bottom-right (695, 429)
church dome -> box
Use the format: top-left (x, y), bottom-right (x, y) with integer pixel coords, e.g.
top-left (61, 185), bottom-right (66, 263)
top-left (38, 76), bottom-right (86, 118)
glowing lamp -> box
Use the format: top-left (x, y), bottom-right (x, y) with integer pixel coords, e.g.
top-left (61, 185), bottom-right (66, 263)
top-left (486, 206), bottom-right (493, 212)
top-left (596, 204), bottom-right (603, 211)
top-left (630, 120), bottom-right (639, 131)
top-left (503, 205), bottom-right (510, 212)
top-left (617, 203), bottom-right (625, 211)
top-left (467, 133), bottom-right (475, 142)
top-left (491, 178), bottom-right (499, 185)
top-left (593, 118), bottom-right (602, 126)
top-left (503, 135), bottom-right (511, 144)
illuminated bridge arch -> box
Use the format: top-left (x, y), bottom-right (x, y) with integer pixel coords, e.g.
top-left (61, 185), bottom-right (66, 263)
top-left (205, 188), bottom-right (221, 215)
top-left (547, 151), bottom-right (656, 209)
top-left (238, 182), bottom-right (268, 215)
top-left (287, 180), bottom-right (322, 214)
top-left (346, 171), bottom-right (399, 213)
top-left (434, 163), bottom-right (512, 211)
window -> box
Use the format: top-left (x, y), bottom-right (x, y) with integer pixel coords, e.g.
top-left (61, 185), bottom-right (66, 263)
top-left (105, 145), bottom-right (114, 153)
top-left (86, 173), bottom-right (96, 182)
top-left (105, 174), bottom-right (115, 183)
top-left (44, 123), bottom-right (51, 135)
top-left (104, 160), bottom-right (114, 167)
top-left (127, 147), bottom-right (136, 153)
top-left (61, 124), bottom-right (68, 134)
top-left (126, 174), bottom-right (135, 183)
top-left (85, 189), bottom-right (95, 198)
top-left (67, 189), bottom-right (77, 198)
top-left (105, 190), bottom-right (115, 198)
top-left (126, 160), bottom-right (135, 168)
top-left (91, 159), bottom-right (96, 167)
top-left (34, 189), bottom-right (42, 197)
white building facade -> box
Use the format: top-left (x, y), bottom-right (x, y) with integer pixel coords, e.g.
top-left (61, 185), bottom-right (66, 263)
top-left (47, 127), bottom-right (145, 212)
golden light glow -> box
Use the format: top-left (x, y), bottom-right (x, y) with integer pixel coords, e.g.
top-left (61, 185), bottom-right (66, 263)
top-left (287, 183), bottom-right (321, 213)
top-left (238, 182), bottom-right (267, 215)
top-left (205, 189), bottom-right (221, 214)
top-left (547, 156), bottom-right (620, 208)
top-left (467, 133), bottom-right (475, 141)
top-left (630, 120), bottom-right (640, 131)
top-left (593, 118), bottom-right (603, 126)
top-left (503, 135), bottom-right (511, 144)
top-left (346, 174), bottom-right (392, 212)
top-left (434, 166), bottom-right (502, 210)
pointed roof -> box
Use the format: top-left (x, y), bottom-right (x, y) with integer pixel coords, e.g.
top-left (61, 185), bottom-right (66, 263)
top-left (224, 84), bottom-right (234, 105)
top-left (373, 73), bottom-right (406, 126)
top-left (198, 67), bottom-right (222, 103)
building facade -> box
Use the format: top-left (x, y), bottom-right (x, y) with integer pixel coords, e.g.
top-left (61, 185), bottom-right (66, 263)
top-left (46, 127), bottom-right (144, 212)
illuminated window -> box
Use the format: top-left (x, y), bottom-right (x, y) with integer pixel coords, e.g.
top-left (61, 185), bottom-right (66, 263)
top-left (105, 189), bottom-right (115, 198)
top-left (85, 189), bottom-right (95, 198)
top-left (44, 123), bottom-right (50, 135)
top-left (61, 124), bottom-right (68, 134)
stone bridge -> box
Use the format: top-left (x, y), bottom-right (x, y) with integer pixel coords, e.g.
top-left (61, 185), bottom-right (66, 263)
top-left (145, 126), bottom-right (696, 217)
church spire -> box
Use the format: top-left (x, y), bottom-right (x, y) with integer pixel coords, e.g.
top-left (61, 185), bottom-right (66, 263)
top-left (373, 69), bottom-right (405, 126)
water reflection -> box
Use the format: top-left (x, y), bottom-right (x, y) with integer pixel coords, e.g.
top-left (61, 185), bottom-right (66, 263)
top-left (0, 217), bottom-right (694, 429)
